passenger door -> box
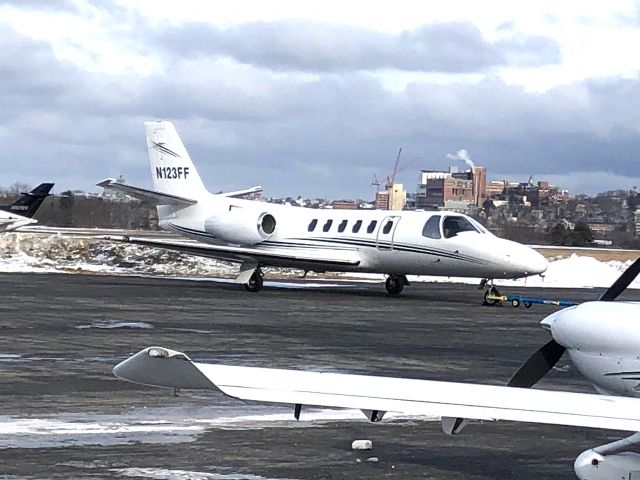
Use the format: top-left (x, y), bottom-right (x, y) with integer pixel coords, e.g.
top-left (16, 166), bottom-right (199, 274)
top-left (376, 216), bottom-right (401, 250)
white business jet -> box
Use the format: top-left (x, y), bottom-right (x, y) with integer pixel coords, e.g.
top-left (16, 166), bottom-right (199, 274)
top-left (99, 121), bottom-right (547, 294)
top-left (114, 259), bottom-right (640, 480)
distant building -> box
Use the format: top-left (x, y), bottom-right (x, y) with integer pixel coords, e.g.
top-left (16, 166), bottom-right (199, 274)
top-left (486, 180), bottom-right (518, 199)
top-left (374, 183), bottom-right (407, 210)
top-left (416, 166), bottom-right (480, 209)
top-left (587, 222), bottom-right (617, 239)
top-left (471, 166), bottom-right (487, 206)
top-left (332, 200), bottom-right (358, 209)
top-left (388, 183), bottom-right (407, 210)
top-left (375, 190), bottom-right (389, 209)
top-left (635, 209), bottom-right (640, 237)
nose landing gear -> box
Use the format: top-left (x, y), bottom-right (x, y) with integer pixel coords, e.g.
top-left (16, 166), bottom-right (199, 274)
top-left (480, 279), bottom-right (502, 306)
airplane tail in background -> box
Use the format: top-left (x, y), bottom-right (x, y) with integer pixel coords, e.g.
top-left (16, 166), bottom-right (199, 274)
top-left (0, 183), bottom-right (53, 218)
top-left (144, 121), bottom-right (209, 199)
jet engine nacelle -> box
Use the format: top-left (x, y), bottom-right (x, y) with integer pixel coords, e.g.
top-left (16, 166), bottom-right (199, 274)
top-left (204, 208), bottom-right (277, 245)
top-left (574, 449), bottom-right (640, 480)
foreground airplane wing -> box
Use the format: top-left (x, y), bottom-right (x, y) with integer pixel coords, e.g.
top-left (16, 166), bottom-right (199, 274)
top-left (102, 235), bottom-right (361, 268)
top-left (115, 347), bottom-right (640, 433)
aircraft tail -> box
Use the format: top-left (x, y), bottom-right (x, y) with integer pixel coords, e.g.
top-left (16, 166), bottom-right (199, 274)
top-left (144, 121), bottom-right (209, 199)
top-left (0, 183), bottom-right (53, 218)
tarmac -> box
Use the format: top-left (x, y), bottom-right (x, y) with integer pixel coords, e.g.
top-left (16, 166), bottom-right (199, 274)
top-left (0, 272), bottom-right (637, 479)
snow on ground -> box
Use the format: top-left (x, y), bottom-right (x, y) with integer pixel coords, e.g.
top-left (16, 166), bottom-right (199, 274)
top-left (404, 254), bottom-right (640, 290)
top-left (1, 232), bottom-right (638, 289)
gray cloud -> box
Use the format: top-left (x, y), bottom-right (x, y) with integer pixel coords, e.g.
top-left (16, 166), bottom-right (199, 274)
top-left (145, 20), bottom-right (560, 73)
top-left (0, 23), bottom-right (637, 199)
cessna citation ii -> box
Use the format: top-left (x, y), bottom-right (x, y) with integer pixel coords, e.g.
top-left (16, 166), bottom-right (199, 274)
top-left (114, 259), bottom-right (640, 480)
top-left (0, 183), bottom-right (53, 231)
top-left (99, 121), bottom-right (547, 294)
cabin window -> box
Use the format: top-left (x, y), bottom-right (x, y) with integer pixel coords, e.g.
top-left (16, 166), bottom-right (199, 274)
top-left (422, 215), bottom-right (441, 239)
top-left (382, 220), bottom-right (393, 234)
top-left (338, 220), bottom-right (348, 233)
top-left (308, 219), bottom-right (318, 232)
top-left (352, 220), bottom-right (362, 233)
top-left (442, 215), bottom-right (479, 238)
top-left (323, 219), bottom-right (333, 232)
top-left (367, 220), bottom-right (377, 234)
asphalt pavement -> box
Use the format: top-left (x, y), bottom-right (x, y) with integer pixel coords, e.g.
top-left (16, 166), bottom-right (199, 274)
top-left (0, 272), bottom-right (635, 479)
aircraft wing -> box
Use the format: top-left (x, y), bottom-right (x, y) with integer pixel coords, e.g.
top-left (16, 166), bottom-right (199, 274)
top-left (114, 346), bottom-right (640, 433)
top-left (102, 235), bottom-right (361, 268)
top-left (97, 178), bottom-right (197, 206)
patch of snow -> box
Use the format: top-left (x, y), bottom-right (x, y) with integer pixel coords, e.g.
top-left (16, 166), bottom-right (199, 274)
top-left (1, 233), bottom-right (638, 289)
top-left (115, 468), bottom-right (294, 480)
top-left (75, 321), bottom-right (153, 330)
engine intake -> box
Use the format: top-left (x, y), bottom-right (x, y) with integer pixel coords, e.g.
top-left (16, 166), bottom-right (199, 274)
top-left (205, 207), bottom-right (277, 245)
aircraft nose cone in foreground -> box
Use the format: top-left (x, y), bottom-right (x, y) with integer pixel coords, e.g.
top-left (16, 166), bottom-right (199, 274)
top-left (501, 240), bottom-right (548, 278)
top-left (540, 308), bottom-right (570, 337)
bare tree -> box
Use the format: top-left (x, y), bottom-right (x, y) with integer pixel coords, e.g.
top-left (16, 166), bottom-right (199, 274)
top-left (8, 182), bottom-right (32, 194)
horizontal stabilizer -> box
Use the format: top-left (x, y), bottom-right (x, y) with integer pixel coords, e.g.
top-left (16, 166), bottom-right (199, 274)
top-left (97, 178), bottom-right (197, 206)
top-left (216, 185), bottom-right (263, 198)
top-left (115, 347), bottom-right (640, 433)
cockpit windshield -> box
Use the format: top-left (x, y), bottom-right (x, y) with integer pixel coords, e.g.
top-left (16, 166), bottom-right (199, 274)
top-left (422, 215), bottom-right (441, 239)
top-left (442, 215), bottom-right (480, 238)
top-left (468, 217), bottom-right (489, 234)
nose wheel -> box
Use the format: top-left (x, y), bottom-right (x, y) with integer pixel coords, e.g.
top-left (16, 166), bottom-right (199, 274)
top-left (245, 269), bottom-right (264, 292)
top-left (385, 275), bottom-right (408, 295)
top-left (483, 285), bottom-right (503, 305)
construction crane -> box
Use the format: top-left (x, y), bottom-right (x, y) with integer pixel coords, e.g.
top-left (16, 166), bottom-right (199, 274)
top-left (370, 147), bottom-right (418, 193)
top-left (384, 148), bottom-right (403, 190)
top-left (371, 174), bottom-right (381, 192)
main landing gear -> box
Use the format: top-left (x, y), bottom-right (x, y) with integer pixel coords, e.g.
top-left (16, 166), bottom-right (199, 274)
top-left (385, 274), bottom-right (409, 295)
top-left (244, 268), bottom-right (264, 292)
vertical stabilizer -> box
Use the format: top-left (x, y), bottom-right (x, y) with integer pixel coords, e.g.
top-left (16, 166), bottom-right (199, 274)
top-left (0, 183), bottom-right (53, 218)
top-left (145, 121), bottom-right (208, 198)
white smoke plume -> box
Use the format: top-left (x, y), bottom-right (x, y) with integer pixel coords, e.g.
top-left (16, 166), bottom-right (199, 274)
top-left (446, 149), bottom-right (475, 169)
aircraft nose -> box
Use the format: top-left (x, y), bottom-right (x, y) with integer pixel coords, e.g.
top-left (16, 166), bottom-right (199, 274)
top-left (540, 306), bottom-right (580, 347)
top-left (503, 241), bottom-right (548, 277)
top-left (574, 449), bottom-right (604, 480)
top-left (541, 310), bottom-right (562, 331)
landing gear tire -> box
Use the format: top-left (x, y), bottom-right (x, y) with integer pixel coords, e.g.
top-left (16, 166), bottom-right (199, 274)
top-left (385, 275), bottom-right (405, 295)
top-left (483, 286), bottom-right (501, 306)
top-left (245, 270), bottom-right (264, 292)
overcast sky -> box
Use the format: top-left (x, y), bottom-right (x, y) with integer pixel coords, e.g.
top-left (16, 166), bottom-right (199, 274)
top-left (1, 0), bottom-right (640, 198)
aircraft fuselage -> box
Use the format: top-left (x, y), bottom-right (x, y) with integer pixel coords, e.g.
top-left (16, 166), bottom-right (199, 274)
top-left (158, 195), bottom-right (548, 279)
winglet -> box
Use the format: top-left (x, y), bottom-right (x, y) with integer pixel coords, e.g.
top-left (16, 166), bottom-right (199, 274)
top-left (113, 347), bottom-right (215, 390)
